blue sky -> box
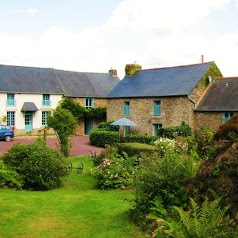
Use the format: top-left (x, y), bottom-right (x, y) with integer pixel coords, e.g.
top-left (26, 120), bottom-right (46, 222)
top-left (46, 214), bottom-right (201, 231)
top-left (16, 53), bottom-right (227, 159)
top-left (0, 0), bottom-right (237, 79)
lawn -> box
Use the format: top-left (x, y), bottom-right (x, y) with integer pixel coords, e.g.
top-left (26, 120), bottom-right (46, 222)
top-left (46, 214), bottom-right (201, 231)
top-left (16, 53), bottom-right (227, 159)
top-left (0, 156), bottom-right (145, 238)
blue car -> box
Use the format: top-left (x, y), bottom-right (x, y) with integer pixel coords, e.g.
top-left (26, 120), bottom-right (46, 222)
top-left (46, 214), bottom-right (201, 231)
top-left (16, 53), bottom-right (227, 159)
top-left (0, 125), bottom-right (14, 142)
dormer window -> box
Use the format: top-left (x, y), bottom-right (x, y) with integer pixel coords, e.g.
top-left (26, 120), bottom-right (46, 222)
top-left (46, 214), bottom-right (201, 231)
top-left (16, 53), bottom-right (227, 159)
top-left (85, 98), bottom-right (94, 109)
top-left (6, 94), bottom-right (16, 107)
top-left (42, 94), bottom-right (51, 107)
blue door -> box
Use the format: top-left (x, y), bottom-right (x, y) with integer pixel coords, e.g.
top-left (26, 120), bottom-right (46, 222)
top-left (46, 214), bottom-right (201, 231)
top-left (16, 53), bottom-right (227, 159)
top-left (85, 119), bottom-right (93, 135)
top-left (25, 112), bottom-right (33, 132)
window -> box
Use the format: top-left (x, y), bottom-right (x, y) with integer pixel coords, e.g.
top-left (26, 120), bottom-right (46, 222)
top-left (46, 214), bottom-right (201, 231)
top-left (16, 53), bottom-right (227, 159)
top-left (6, 94), bottom-right (16, 106)
top-left (85, 98), bottom-right (94, 109)
top-left (153, 101), bottom-right (161, 116)
top-left (222, 112), bottom-right (236, 124)
top-left (153, 124), bottom-right (162, 136)
top-left (42, 111), bottom-right (49, 125)
top-left (7, 111), bottom-right (15, 126)
top-left (42, 94), bottom-right (51, 106)
top-left (124, 101), bottom-right (130, 116)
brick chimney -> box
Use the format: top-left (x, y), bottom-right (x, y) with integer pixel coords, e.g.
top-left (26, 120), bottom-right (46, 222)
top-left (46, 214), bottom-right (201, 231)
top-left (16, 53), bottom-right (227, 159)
top-left (109, 68), bottom-right (117, 77)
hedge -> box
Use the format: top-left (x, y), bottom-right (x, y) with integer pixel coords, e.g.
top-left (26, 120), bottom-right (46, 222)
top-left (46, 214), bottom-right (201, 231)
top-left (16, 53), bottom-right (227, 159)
top-left (158, 122), bottom-right (192, 139)
top-left (118, 142), bottom-right (159, 157)
top-left (90, 130), bottom-right (119, 147)
top-left (125, 134), bottom-right (158, 144)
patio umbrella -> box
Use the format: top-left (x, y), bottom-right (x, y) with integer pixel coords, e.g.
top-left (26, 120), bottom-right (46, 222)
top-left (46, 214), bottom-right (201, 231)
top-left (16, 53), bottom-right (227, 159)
top-left (111, 118), bottom-right (136, 142)
top-left (111, 118), bottom-right (136, 126)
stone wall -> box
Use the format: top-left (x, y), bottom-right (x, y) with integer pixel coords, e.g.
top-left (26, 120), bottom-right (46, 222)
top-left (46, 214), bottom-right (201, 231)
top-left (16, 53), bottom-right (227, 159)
top-left (194, 112), bottom-right (222, 131)
top-left (107, 96), bottom-right (195, 135)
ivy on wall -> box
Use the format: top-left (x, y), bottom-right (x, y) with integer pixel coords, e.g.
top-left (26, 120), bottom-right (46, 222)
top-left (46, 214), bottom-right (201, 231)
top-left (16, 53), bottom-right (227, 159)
top-left (125, 63), bottom-right (142, 75)
top-left (198, 62), bottom-right (223, 88)
top-left (60, 97), bottom-right (106, 121)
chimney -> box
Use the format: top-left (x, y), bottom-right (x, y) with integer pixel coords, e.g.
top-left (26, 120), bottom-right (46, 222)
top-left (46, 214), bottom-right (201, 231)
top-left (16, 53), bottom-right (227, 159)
top-left (201, 55), bottom-right (204, 63)
top-left (109, 68), bottom-right (117, 77)
top-left (125, 63), bottom-right (142, 76)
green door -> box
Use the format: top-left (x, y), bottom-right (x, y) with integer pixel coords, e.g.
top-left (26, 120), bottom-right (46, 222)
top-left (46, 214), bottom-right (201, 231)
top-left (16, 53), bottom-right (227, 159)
top-left (25, 112), bottom-right (33, 132)
top-left (85, 119), bottom-right (93, 135)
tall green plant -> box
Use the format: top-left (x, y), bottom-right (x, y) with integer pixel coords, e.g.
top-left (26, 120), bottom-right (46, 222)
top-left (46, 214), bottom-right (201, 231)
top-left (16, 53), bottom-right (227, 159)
top-left (174, 197), bottom-right (236, 238)
top-left (47, 106), bottom-right (77, 156)
top-left (131, 152), bottom-right (199, 219)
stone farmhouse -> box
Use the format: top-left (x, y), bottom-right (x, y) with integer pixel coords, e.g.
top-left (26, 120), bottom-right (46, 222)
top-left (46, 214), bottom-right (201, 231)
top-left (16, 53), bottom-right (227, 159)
top-left (0, 64), bottom-right (119, 136)
top-left (0, 62), bottom-right (237, 137)
top-left (107, 62), bottom-right (238, 135)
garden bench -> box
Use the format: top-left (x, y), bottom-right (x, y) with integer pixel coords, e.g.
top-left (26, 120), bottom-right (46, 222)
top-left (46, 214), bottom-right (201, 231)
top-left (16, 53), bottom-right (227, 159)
top-left (67, 162), bottom-right (83, 173)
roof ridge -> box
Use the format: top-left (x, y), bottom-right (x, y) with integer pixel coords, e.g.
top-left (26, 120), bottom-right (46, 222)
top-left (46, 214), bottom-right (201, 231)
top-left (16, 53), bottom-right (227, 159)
top-left (0, 63), bottom-right (52, 70)
top-left (140, 61), bottom-right (214, 72)
top-left (217, 76), bottom-right (238, 80)
top-left (53, 68), bottom-right (109, 75)
top-left (0, 63), bottom-right (112, 75)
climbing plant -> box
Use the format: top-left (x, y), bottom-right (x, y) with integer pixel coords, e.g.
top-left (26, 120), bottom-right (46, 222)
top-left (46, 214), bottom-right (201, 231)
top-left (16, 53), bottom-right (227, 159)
top-left (125, 64), bottom-right (142, 75)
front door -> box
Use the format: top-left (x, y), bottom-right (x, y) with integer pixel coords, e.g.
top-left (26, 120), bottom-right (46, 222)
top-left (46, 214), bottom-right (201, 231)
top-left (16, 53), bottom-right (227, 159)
top-left (25, 112), bottom-right (33, 132)
top-left (85, 119), bottom-right (93, 135)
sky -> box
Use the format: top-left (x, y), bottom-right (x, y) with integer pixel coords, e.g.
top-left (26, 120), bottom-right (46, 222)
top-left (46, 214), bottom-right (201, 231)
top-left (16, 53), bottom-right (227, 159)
top-left (0, 0), bottom-right (238, 79)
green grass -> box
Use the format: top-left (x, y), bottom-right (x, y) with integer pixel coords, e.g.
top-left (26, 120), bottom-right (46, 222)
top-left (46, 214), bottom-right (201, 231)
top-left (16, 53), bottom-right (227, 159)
top-left (0, 156), bottom-right (145, 238)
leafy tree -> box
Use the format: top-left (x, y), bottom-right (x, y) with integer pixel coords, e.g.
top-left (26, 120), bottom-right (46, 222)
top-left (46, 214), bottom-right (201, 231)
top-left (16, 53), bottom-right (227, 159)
top-left (47, 106), bottom-right (77, 156)
top-left (60, 97), bottom-right (85, 120)
top-left (60, 97), bottom-right (107, 121)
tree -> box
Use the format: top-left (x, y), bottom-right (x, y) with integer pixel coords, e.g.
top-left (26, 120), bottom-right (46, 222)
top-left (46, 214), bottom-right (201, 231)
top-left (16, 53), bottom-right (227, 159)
top-left (60, 97), bottom-right (85, 120)
top-left (47, 106), bottom-right (77, 157)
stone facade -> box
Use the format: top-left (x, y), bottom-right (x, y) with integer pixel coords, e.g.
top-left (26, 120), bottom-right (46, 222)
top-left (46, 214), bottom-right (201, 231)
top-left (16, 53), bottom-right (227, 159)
top-left (107, 96), bottom-right (195, 135)
top-left (194, 112), bottom-right (223, 131)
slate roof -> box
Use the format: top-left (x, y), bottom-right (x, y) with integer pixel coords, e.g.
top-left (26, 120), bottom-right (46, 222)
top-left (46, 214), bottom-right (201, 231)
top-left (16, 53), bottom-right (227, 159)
top-left (0, 65), bottom-right (62, 94)
top-left (0, 64), bottom-right (120, 97)
top-left (107, 62), bottom-right (213, 98)
top-left (195, 77), bottom-right (238, 111)
top-left (21, 102), bottom-right (39, 112)
top-left (54, 69), bottom-right (119, 98)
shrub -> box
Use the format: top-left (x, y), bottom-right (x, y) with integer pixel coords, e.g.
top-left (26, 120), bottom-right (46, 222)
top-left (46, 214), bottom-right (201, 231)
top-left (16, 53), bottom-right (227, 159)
top-left (153, 137), bottom-right (176, 156)
top-left (118, 143), bottom-right (159, 157)
top-left (190, 125), bottom-right (214, 159)
top-left (96, 121), bottom-right (119, 132)
top-left (158, 122), bottom-right (192, 139)
top-left (125, 134), bottom-right (157, 144)
top-left (131, 152), bottom-right (199, 221)
top-left (213, 113), bottom-right (238, 142)
top-left (3, 139), bottom-right (69, 191)
top-left (0, 160), bottom-right (22, 189)
top-left (91, 146), bottom-right (137, 189)
top-left (89, 130), bottom-right (119, 147)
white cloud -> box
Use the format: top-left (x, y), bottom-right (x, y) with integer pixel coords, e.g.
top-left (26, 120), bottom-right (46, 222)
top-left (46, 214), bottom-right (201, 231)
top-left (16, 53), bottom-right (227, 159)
top-left (0, 0), bottom-right (237, 79)
top-left (106, 0), bottom-right (229, 33)
top-left (26, 8), bottom-right (38, 17)
top-left (14, 7), bottom-right (39, 17)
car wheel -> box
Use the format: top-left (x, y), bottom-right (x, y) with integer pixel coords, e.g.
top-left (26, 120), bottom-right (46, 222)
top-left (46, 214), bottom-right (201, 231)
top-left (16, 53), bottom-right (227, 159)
top-left (5, 135), bottom-right (12, 142)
